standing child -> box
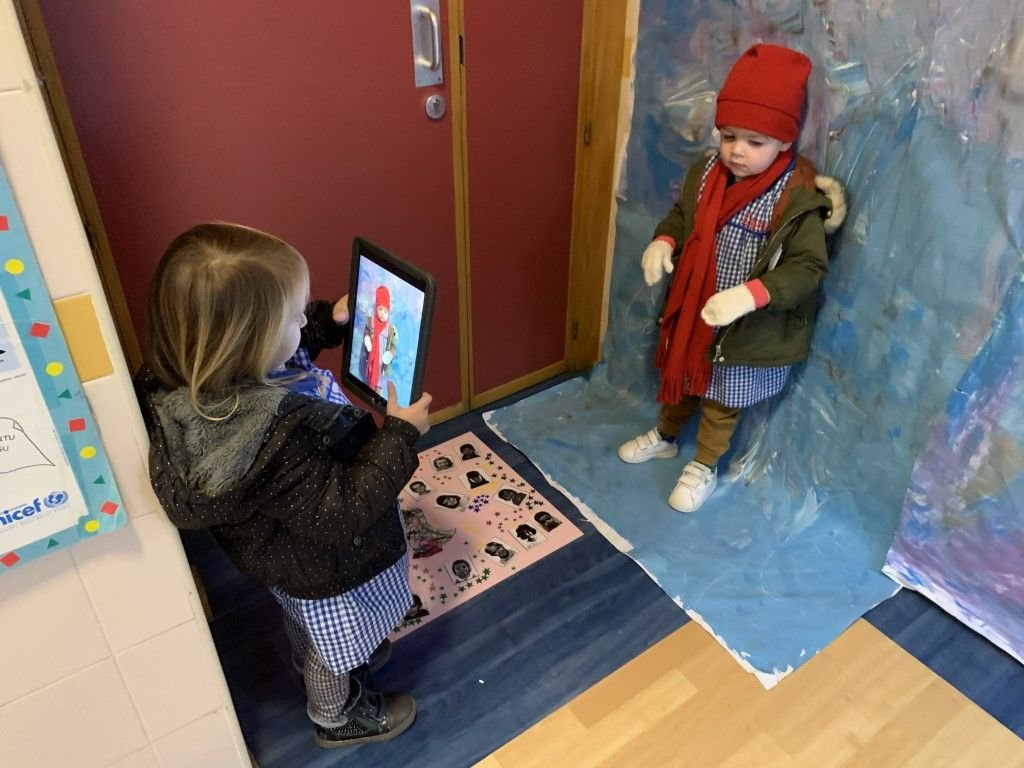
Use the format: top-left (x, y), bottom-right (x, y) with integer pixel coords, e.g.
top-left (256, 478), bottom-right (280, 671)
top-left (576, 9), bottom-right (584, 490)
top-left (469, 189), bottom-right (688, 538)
top-left (136, 223), bottom-right (431, 749)
top-left (362, 284), bottom-right (398, 395)
top-left (618, 44), bottom-right (846, 512)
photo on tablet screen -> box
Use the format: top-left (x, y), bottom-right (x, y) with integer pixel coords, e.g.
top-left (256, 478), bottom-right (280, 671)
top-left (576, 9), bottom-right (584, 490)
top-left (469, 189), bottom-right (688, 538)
top-left (342, 238), bottom-right (435, 412)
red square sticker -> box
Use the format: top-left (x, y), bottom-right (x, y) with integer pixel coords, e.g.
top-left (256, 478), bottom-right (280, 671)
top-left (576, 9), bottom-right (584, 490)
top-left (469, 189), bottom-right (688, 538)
top-left (68, 417), bottom-right (87, 432)
top-left (1, 552), bottom-right (20, 568)
top-left (100, 501), bottom-right (119, 515)
top-left (0, 215), bottom-right (9, 231)
top-left (29, 322), bottom-right (51, 338)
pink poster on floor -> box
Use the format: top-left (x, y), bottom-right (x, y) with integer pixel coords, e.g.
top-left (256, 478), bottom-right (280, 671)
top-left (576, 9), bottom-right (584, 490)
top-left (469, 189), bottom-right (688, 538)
top-left (391, 433), bottom-right (582, 637)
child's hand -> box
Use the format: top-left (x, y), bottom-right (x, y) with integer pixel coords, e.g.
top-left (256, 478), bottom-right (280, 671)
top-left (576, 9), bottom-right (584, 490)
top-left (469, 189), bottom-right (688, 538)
top-left (364, 334), bottom-right (373, 351)
top-left (641, 240), bottom-right (674, 285)
top-left (332, 295), bottom-right (350, 325)
top-left (382, 351), bottom-right (394, 365)
top-left (386, 380), bottom-right (431, 435)
top-left (701, 281), bottom-right (768, 326)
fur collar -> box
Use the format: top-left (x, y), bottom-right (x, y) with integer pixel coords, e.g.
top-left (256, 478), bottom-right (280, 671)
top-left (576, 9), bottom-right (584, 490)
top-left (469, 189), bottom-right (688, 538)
top-left (815, 174), bottom-right (847, 234)
top-left (153, 385), bottom-right (285, 496)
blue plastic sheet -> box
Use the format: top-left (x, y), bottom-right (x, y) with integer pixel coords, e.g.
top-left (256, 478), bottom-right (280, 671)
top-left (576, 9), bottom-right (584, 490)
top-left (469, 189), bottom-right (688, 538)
top-left (885, 270), bottom-right (1024, 665)
top-left (488, 0), bottom-right (1024, 681)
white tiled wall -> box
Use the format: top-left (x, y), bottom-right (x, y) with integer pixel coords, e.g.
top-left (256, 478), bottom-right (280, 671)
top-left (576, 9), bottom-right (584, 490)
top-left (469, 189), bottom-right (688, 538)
top-left (83, 376), bottom-right (163, 521)
top-left (0, 3), bottom-right (250, 766)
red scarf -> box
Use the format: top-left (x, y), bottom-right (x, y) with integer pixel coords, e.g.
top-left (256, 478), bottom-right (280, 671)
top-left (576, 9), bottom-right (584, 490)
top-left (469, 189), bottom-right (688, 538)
top-left (655, 149), bottom-right (793, 403)
top-left (366, 285), bottom-right (391, 392)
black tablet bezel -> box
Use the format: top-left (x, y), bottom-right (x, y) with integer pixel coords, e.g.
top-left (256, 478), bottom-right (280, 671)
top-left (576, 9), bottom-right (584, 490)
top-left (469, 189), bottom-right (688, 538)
top-left (340, 237), bottom-right (436, 414)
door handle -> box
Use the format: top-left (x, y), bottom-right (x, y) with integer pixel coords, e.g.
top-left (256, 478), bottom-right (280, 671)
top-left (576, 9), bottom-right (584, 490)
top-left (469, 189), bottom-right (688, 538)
top-left (416, 6), bottom-right (440, 71)
top-left (410, 0), bottom-right (444, 87)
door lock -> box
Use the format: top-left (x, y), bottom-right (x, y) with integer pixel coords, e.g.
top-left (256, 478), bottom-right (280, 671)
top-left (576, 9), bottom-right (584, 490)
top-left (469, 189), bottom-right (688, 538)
top-left (425, 94), bottom-right (447, 120)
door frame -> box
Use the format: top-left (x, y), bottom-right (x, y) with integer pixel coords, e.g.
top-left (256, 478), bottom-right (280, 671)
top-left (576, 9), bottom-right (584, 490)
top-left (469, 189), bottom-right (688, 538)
top-left (17, 0), bottom-right (628, 421)
top-left (448, 0), bottom-right (628, 411)
top-left (565, 1), bottom-right (630, 372)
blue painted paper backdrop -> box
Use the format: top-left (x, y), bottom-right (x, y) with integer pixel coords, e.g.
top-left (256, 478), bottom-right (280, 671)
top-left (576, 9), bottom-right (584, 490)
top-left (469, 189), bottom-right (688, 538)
top-left (884, 270), bottom-right (1024, 664)
top-left (488, 0), bottom-right (1024, 680)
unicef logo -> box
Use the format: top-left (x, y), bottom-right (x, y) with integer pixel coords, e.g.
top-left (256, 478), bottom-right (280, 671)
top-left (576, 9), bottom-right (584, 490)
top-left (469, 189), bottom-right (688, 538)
top-left (43, 491), bottom-right (69, 508)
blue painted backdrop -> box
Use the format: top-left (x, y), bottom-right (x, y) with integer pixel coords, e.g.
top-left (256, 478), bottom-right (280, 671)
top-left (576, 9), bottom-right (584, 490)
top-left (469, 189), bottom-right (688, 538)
top-left (489, 0), bottom-right (1023, 679)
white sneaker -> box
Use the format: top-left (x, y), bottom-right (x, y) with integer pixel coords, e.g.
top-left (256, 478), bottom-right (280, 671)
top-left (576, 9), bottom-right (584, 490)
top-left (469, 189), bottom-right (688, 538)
top-left (668, 461), bottom-right (717, 513)
top-left (618, 428), bottom-right (679, 463)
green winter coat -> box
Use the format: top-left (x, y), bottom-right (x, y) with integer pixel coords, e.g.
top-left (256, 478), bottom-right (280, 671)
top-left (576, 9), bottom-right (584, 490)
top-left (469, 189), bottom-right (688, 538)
top-left (654, 154), bottom-right (846, 367)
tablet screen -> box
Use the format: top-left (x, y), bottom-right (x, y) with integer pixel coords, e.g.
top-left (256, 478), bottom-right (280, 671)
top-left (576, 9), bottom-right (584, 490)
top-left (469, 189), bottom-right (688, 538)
top-left (342, 238), bottom-right (435, 412)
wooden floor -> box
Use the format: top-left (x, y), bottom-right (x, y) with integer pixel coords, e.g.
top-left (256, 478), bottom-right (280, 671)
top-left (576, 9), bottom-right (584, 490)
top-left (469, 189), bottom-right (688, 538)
top-left (478, 620), bottom-right (1024, 768)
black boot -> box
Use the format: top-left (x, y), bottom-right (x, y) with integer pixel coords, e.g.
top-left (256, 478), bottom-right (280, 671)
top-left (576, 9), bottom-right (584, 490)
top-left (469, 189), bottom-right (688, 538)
top-left (313, 677), bottom-right (416, 749)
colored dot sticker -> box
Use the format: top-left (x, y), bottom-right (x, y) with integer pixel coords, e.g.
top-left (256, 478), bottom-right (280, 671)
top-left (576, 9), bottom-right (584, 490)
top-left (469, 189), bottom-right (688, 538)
top-left (45, 362), bottom-right (64, 376)
top-left (4, 258), bottom-right (24, 275)
top-left (83, 520), bottom-right (100, 534)
top-left (80, 445), bottom-right (97, 459)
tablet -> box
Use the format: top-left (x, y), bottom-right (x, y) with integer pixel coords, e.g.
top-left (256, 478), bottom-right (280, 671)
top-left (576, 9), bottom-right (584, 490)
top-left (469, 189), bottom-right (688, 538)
top-left (341, 237), bottom-right (436, 413)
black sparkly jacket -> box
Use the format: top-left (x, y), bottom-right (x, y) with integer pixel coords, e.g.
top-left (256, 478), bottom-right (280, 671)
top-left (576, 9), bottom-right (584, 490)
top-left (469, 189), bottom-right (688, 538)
top-left (136, 301), bottom-right (421, 599)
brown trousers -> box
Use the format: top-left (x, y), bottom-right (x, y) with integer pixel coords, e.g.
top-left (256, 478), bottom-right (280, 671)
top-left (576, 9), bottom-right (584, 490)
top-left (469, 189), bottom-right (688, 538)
top-left (657, 396), bottom-right (741, 468)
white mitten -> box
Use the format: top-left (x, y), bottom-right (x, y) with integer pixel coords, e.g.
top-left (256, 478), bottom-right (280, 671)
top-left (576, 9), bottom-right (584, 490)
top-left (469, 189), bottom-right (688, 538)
top-left (363, 334), bottom-right (373, 351)
top-left (701, 281), bottom-right (769, 326)
top-left (641, 239), bottom-right (675, 286)
top-left (382, 350), bottom-right (394, 365)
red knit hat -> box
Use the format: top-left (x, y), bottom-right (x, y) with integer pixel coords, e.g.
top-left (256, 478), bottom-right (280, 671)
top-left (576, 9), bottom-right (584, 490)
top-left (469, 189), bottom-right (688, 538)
top-left (375, 284), bottom-right (391, 311)
top-left (715, 44), bottom-right (811, 142)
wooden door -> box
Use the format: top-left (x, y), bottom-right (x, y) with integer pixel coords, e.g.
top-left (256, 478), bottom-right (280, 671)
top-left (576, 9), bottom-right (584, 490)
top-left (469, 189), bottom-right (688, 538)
top-left (32, 2), bottom-right (618, 417)
top-left (462, 0), bottom-right (585, 403)
top-left (36, 1), bottom-right (464, 410)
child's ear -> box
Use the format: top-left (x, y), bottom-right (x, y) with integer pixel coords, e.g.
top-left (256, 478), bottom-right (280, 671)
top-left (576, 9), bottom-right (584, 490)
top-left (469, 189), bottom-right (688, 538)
top-left (780, 141), bottom-right (793, 151)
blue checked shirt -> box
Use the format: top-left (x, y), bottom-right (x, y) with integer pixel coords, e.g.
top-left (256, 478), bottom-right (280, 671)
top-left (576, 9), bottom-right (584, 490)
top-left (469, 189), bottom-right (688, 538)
top-left (698, 154), bottom-right (794, 408)
top-left (268, 346), bottom-right (413, 673)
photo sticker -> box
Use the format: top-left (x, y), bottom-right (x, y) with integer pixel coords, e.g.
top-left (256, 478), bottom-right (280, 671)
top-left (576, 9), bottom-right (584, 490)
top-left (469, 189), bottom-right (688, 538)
top-left (460, 469), bottom-right (492, 491)
top-left (494, 486), bottom-right (527, 507)
top-left (457, 442), bottom-right (480, 461)
top-left (512, 522), bottom-right (546, 549)
top-left (434, 492), bottom-right (467, 510)
top-left (445, 558), bottom-right (478, 585)
top-left (533, 510), bottom-right (562, 532)
top-left (432, 454), bottom-right (456, 473)
top-left (406, 479), bottom-right (433, 497)
top-left (481, 538), bottom-right (517, 566)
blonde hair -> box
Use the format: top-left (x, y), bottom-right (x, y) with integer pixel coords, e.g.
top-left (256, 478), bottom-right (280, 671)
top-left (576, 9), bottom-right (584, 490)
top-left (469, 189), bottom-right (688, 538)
top-left (145, 222), bottom-right (308, 417)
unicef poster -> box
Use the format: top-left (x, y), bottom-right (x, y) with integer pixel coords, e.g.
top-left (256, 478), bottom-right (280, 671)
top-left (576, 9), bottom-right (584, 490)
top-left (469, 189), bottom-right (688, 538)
top-left (0, 161), bottom-right (124, 571)
top-left (0, 295), bottom-right (87, 551)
